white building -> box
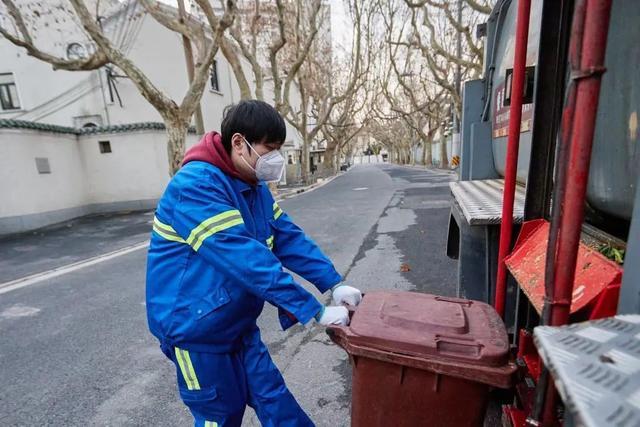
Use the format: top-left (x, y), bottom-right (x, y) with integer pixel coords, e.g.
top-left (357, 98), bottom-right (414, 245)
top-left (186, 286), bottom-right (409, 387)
top-left (0, 1), bottom-right (313, 235)
top-left (350, 132), bottom-right (387, 165)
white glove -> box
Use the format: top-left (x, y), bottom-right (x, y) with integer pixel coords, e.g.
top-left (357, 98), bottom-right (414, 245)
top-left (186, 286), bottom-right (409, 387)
top-left (332, 285), bottom-right (363, 307)
top-left (315, 306), bottom-right (350, 326)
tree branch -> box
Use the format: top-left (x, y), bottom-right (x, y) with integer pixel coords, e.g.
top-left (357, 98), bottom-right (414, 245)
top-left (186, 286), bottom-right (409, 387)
top-left (465, 0), bottom-right (492, 15)
top-left (227, 2), bottom-right (263, 99)
top-left (0, 0), bottom-right (109, 71)
top-left (179, 0), bottom-right (236, 119)
top-left (68, 0), bottom-right (178, 118)
top-left (283, 0), bottom-right (323, 114)
top-left (268, 0), bottom-right (287, 112)
top-left (139, 0), bottom-right (198, 42)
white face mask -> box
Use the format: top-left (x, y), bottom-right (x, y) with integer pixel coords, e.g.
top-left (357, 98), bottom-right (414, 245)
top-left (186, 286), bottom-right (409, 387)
top-left (241, 137), bottom-right (285, 182)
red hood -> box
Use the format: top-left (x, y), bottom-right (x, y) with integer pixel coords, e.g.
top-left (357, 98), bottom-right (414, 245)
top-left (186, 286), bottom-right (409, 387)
top-left (182, 132), bottom-right (242, 180)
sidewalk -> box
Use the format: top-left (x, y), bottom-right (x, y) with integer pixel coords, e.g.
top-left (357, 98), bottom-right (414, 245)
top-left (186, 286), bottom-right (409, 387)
top-left (275, 173), bottom-right (341, 201)
top-left (400, 163), bottom-right (459, 176)
top-left (0, 211), bottom-right (153, 284)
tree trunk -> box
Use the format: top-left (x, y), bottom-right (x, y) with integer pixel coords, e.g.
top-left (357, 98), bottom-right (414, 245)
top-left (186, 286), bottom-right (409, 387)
top-left (166, 120), bottom-right (189, 176)
top-left (220, 38), bottom-right (252, 100)
top-left (325, 140), bottom-right (337, 173)
top-left (440, 138), bottom-right (449, 168)
top-left (423, 138), bottom-right (433, 167)
top-left (301, 134), bottom-right (311, 184)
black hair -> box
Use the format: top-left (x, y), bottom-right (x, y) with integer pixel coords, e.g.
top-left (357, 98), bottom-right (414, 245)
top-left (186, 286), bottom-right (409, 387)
top-left (220, 100), bottom-right (286, 153)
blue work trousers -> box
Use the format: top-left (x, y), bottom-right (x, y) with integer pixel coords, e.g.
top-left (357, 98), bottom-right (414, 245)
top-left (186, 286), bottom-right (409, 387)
top-left (162, 327), bottom-right (314, 427)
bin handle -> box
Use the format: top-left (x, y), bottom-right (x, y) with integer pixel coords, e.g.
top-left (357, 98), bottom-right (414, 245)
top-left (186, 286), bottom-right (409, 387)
top-left (344, 302), bottom-right (358, 318)
top-left (325, 294), bottom-right (363, 337)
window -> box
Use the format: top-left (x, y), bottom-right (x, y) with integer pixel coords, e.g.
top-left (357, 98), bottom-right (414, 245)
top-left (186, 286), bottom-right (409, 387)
top-left (99, 140), bottom-right (112, 153)
top-left (210, 60), bottom-right (220, 92)
top-left (0, 73), bottom-right (21, 111)
top-left (35, 157), bottom-right (51, 174)
top-left (66, 42), bottom-right (87, 60)
top-left (74, 114), bottom-right (103, 128)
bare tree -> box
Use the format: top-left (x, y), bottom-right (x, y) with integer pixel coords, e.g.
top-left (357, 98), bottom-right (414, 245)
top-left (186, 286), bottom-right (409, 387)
top-left (363, 0), bottom-right (490, 168)
top-left (321, 90), bottom-right (373, 173)
top-left (212, 0), bottom-right (374, 183)
top-left (287, 0), bottom-right (374, 183)
top-left (367, 107), bottom-right (413, 164)
top-left (215, 0), bottom-right (355, 183)
top-left (0, 0), bottom-right (235, 175)
top-left (320, 0), bottom-right (379, 173)
top-left (216, 0), bottom-right (322, 110)
top-left (211, 0), bottom-right (324, 183)
top-left (377, 0), bottom-right (446, 167)
top-left (404, 0), bottom-right (492, 167)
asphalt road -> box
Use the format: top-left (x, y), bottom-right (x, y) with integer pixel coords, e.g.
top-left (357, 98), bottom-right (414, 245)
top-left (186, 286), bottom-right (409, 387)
top-left (0, 164), bottom-right (458, 426)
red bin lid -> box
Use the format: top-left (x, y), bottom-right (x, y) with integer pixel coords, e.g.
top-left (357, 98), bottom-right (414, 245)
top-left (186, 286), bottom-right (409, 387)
top-left (347, 291), bottom-right (510, 367)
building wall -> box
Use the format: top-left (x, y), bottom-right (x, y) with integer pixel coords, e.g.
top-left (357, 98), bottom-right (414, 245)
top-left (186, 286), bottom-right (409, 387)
top-left (352, 154), bottom-right (385, 164)
top-left (79, 130), bottom-right (198, 205)
top-left (0, 127), bottom-right (198, 235)
top-left (0, 128), bottom-right (87, 218)
top-left (412, 138), bottom-right (454, 167)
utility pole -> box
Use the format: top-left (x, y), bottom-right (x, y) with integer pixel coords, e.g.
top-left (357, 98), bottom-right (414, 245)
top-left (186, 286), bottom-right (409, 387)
top-left (451, 0), bottom-right (463, 169)
top-left (178, 0), bottom-right (205, 135)
top-left (456, 0), bottom-right (462, 102)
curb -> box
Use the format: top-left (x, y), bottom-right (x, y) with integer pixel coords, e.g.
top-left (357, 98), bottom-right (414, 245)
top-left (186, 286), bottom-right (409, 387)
top-left (400, 163), bottom-right (458, 176)
top-left (275, 173), bottom-right (342, 202)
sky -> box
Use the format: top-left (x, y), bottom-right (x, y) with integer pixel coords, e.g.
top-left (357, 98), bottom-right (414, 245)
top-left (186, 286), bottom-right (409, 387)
top-left (328, 0), bottom-right (353, 53)
top-left (157, 0), bottom-right (354, 55)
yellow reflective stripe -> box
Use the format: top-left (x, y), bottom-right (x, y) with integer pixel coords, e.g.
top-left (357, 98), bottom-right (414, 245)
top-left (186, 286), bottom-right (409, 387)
top-left (273, 202), bottom-right (283, 220)
top-left (205, 422), bottom-right (218, 427)
top-left (188, 210), bottom-right (241, 243)
top-left (175, 348), bottom-right (193, 390)
top-left (175, 347), bottom-right (200, 390)
top-left (190, 217), bottom-right (244, 252)
top-left (153, 217), bottom-right (175, 233)
top-left (186, 210), bottom-right (244, 251)
top-left (153, 217), bottom-right (186, 243)
top-left (181, 349), bottom-right (200, 390)
top-left (266, 235), bottom-right (274, 250)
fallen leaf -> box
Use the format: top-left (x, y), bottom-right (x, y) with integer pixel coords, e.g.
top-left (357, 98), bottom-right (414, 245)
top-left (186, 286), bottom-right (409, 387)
top-left (400, 263), bottom-right (411, 272)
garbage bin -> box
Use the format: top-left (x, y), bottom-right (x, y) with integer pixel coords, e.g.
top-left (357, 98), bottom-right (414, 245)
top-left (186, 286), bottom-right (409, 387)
top-left (327, 291), bottom-right (516, 427)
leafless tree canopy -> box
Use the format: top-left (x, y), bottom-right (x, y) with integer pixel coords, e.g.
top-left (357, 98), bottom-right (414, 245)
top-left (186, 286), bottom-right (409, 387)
top-left (1, 0), bottom-right (493, 176)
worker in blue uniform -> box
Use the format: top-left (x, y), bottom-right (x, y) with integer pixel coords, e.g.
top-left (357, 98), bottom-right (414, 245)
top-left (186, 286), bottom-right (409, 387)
top-left (146, 100), bottom-right (362, 427)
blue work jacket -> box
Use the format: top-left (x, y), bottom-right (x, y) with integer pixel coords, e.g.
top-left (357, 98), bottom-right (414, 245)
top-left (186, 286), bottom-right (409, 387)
top-left (146, 161), bottom-right (341, 353)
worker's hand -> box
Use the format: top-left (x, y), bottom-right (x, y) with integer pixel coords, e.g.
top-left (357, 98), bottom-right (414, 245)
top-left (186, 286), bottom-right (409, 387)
top-left (332, 284), bottom-right (363, 307)
top-left (315, 306), bottom-right (350, 326)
